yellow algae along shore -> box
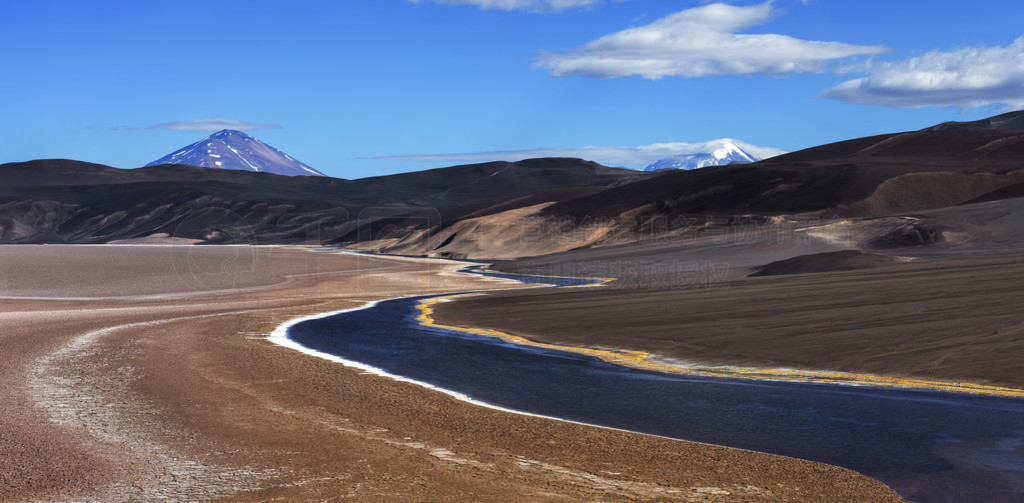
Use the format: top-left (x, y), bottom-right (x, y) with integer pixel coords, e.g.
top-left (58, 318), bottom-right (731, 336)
top-left (0, 245), bottom-right (905, 502)
top-left (417, 279), bottom-right (1024, 399)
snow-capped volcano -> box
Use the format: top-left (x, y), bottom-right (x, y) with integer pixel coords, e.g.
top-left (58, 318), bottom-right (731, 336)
top-left (644, 141), bottom-right (761, 171)
top-left (145, 129), bottom-right (325, 177)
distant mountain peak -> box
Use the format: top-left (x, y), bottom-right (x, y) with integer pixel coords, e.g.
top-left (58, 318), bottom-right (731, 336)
top-left (644, 140), bottom-right (761, 172)
top-left (145, 129), bottom-right (325, 177)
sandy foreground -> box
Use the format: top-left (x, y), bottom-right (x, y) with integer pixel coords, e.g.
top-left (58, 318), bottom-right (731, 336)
top-left (0, 245), bottom-right (903, 502)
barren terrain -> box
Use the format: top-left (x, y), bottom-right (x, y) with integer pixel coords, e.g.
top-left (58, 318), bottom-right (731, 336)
top-left (0, 245), bottom-right (903, 502)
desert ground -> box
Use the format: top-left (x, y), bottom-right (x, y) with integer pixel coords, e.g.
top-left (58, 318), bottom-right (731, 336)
top-left (0, 245), bottom-right (903, 502)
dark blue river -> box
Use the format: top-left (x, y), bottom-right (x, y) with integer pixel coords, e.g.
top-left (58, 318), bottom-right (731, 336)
top-left (289, 267), bottom-right (1024, 503)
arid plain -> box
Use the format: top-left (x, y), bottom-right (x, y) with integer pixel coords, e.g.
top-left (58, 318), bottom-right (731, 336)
top-left (0, 245), bottom-right (905, 502)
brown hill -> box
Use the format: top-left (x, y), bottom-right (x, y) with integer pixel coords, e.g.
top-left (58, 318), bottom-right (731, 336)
top-left (348, 128), bottom-right (1024, 260)
top-left (0, 158), bottom-right (649, 244)
top-left (748, 250), bottom-right (903, 276)
top-left (921, 110), bottom-right (1024, 131)
top-left (545, 129), bottom-right (1024, 221)
top-left (5, 125), bottom-right (1024, 256)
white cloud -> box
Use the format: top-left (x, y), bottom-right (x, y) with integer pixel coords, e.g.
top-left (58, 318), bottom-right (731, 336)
top-left (409, 0), bottom-right (601, 12)
top-left (147, 119), bottom-right (282, 132)
top-left (371, 139), bottom-right (786, 167)
top-left (819, 38), bottom-right (1024, 109)
top-left (535, 1), bottom-right (887, 79)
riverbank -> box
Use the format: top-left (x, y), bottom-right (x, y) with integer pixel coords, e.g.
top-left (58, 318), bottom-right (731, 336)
top-left (419, 293), bottom-right (1024, 398)
top-left (434, 254), bottom-right (1024, 392)
top-left (0, 245), bottom-right (906, 501)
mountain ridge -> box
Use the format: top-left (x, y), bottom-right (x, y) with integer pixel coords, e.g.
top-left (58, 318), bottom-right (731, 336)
top-left (5, 112), bottom-right (1024, 254)
top-left (921, 110), bottom-right (1024, 131)
top-left (0, 157), bottom-right (650, 244)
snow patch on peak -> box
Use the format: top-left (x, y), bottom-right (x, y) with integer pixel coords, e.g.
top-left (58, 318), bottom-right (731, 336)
top-left (712, 143), bottom-right (755, 162)
top-left (643, 139), bottom-right (775, 172)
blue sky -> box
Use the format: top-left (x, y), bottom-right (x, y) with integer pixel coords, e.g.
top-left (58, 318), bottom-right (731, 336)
top-left (2, 0), bottom-right (1022, 178)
